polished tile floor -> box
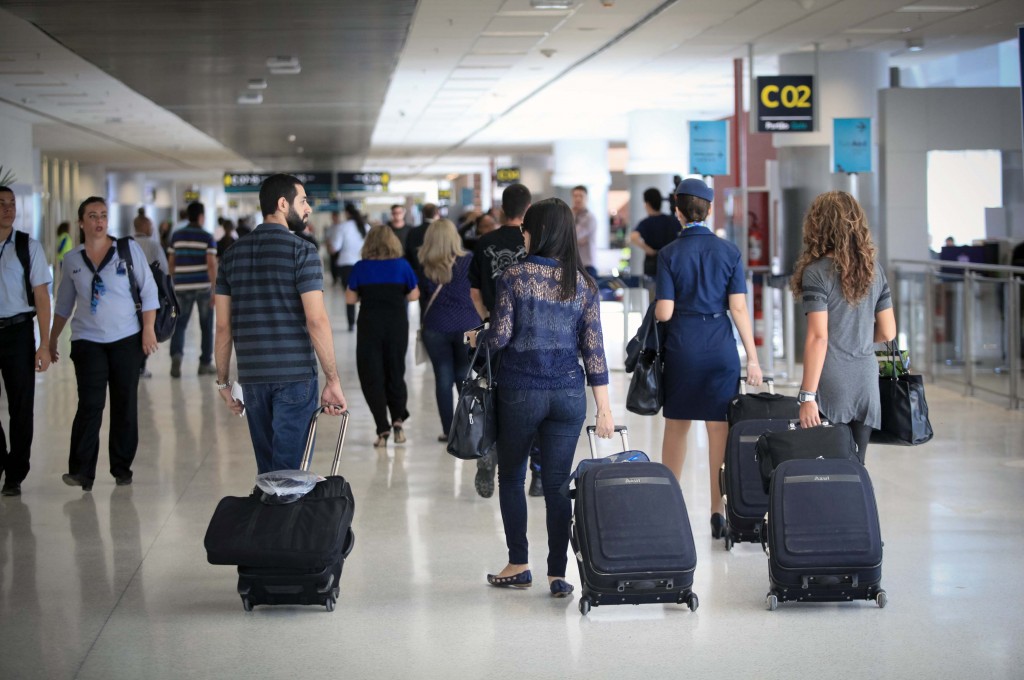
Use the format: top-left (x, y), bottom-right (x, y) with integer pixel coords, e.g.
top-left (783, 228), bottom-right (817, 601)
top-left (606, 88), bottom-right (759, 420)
top-left (1, 290), bottom-right (1023, 679)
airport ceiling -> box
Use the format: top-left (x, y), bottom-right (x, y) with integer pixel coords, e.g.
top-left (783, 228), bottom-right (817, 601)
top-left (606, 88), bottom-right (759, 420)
top-left (0, 0), bottom-right (1019, 178)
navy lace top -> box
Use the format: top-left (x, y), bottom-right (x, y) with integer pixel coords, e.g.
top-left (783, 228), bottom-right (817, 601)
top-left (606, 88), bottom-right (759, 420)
top-left (482, 255), bottom-right (609, 390)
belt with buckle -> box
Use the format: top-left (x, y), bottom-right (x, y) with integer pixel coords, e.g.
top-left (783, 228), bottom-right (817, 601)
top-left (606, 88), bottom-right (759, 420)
top-left (0, 312), bottom-right (35, 329)
top-left (678, 311), bottom-right (726, 320)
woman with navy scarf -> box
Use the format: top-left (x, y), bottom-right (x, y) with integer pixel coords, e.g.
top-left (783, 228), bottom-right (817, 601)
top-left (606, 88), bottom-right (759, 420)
top-left (472, 198), bottom-right (614, 599)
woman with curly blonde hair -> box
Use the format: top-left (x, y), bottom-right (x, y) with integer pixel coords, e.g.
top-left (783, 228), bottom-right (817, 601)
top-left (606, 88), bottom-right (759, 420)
top-left (791, 191), bottom-right (897, 460)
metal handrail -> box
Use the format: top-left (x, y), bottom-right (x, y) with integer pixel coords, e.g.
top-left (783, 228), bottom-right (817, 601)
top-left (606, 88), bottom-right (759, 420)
top-left (891, 258), bottom-right (1021, 409)
top-left (891, 258), bottom-right (1024, 276)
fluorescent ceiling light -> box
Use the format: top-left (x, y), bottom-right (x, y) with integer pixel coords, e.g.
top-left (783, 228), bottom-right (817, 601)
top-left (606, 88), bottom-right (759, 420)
top-left (248, 79), bottom-right (268, 90)
top-left (896, 4), bottom-right (976, 11)
top-left (530, 0), bottom-right (574, 8)
top-left (270, 65), bottom-right (301, 75)
top-left (843, 28), bottom-right (909, 34)
top-left (480, 31), bottom-right (548, 37)
top-left (238, 93), bottom-right (263, 105)
top-left (907, 37), bottom-right (925, 51)
top-left (266, 56), bottom-right (299, 69)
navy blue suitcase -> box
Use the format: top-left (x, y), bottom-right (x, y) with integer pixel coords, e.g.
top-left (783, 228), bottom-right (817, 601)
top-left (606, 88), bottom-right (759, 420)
top-left (720, 418), bottom-right (794, 549)
top-left (571, 427), bottom-right (698, 616)
top-left (764, 458), bottom-right (887, 610)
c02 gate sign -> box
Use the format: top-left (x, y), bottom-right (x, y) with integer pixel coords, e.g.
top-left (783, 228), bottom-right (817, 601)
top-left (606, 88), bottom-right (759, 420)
top-left (756, 76), bottom-right (814, 132)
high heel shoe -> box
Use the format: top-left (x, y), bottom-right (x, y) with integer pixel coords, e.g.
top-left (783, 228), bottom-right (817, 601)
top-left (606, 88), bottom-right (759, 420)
top-left (710, 512), bottom-right (727, 539)
top-left (373, 432), bottom-right (389, 448)
top-left (392, 421), bottom-right (406, 444)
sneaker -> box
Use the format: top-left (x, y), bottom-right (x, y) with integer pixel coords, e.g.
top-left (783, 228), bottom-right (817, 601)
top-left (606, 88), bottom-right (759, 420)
top-left (528, 470), bottom-right (543, 497)
top-left (475, 453), bottom-right (496, 499)
top-left (198, 363), bottom-right (216, 375)
top-left (170, 356), bottom-right (182, 378)
top-left (1, 483), bottom-right (21, 497)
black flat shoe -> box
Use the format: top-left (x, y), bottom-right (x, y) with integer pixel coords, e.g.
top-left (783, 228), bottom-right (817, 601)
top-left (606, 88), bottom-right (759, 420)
top-left (711, 513), bottom-right (727, 539)
top-left (487, 570), bottom-right (532, 589)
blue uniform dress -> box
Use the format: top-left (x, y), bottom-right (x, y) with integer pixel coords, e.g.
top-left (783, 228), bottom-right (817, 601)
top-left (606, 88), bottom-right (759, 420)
top-left (656, 224), bottom-right (747, 421)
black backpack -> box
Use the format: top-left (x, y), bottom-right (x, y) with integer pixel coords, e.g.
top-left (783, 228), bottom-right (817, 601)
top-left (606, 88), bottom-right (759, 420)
top-left (116, 237), bottom-right (179, 343)
top-left (14, 231), bottom-right (35, 308)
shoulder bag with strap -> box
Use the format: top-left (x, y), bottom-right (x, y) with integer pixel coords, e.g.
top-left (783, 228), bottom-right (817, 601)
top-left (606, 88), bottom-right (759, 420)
top-left (14, 231), bottom-right (35, 309)
top-left (116, 237), bottom-right (179, 343)
top-left (415, 283), bottom-right (444, 365)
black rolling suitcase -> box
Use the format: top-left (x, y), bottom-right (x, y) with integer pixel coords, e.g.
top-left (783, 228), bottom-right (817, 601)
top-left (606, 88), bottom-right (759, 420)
top-left (570, 426), bottom-right (698, 616)
top-left (755, 421), bottom-right (860, 493)
top-left (764, 457), bottom-right (886, 610)
top-left (205, 408), bottom-right (355, 612)
top-left (721, 379), bottom-right (799, 550)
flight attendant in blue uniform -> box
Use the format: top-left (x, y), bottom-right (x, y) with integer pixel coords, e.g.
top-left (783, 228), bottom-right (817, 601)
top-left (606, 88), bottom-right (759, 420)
top-left (654, 178), bottom-right (762, 539)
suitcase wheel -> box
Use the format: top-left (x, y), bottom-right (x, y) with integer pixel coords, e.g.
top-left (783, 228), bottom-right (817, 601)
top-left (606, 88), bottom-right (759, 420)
top-left (578, 596), bottom-right (592, 616)
top-left (325, 597), bottom-right (336, 612)
top-left (241, 596), bottom-right (253, 612)
top-left (875, 590), bottom-right (887, 609)
top-left (766, 592), bottom-right (779, 611)
top-left (724, 534), bottom-right (734, 551)
top-left (686, 593), bottom-right (699, 612)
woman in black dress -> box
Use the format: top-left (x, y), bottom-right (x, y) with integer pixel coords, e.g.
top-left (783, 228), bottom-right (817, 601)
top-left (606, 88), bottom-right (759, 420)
top-left (654, 178), bottom-right (761, 538)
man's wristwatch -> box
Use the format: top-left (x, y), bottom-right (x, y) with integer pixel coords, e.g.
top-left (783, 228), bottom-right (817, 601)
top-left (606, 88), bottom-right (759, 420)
top-left (797, 390), bottom-right (817, 404)
top-left (216, 379), bottom-right (232, 391)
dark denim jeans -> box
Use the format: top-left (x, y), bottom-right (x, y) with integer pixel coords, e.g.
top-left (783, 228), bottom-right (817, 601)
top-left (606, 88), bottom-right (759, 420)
top-left (421, 327), bottom-right (471, 436)
top-left (241, 376), bottom-right (318, 474)
top-left (496, 385), bottom-right (586, 577)
top-left (170, 288), bottom-right (213, 364)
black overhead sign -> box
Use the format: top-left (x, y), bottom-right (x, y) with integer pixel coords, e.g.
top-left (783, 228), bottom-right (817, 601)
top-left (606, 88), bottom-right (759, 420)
top-left (495, 167), bottom-right (521, 187)
top-left (756, 76), bottom-right (814, 133)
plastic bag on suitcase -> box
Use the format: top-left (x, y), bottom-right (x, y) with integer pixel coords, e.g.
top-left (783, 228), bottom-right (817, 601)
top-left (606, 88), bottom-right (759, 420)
top-left (560, 426), bottom-right (648, 498)
top-left (755, 422), bottom-right (858, 493)
top-left (255, 470), bottom-right (324, 505)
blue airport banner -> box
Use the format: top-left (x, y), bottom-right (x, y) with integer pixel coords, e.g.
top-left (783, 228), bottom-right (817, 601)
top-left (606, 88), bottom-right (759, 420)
top-left (833, 118), bottom-right (872, 174)
top-left (689, 120), bottom-right (729, 176)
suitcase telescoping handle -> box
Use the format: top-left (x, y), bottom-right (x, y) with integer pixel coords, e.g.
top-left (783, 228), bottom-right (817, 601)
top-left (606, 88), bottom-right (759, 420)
top-left (585, 425), bottom-right (629, 459)
top-left (738, 376), bottom-right (774, 395)
top-left (299, 406), bottom-right (349, 476)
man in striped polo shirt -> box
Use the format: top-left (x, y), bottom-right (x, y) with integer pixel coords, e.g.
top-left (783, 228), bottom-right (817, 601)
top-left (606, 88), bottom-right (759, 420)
top-left (168, 202), bottom-right (217, 377)
top-left (214, 174), bottom-right (347, 473)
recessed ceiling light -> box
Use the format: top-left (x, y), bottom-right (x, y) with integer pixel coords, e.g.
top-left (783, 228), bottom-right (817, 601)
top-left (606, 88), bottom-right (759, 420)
top-left (287, 134), bottom-right (297, 142)
top-left (906, 37), bottom-right (925, 51)
top-left (530, 0), bottom-right (574, 8)
top-left (844, 28), bottom-right (907, 35)
top-left (238, 92), bottom-right (263, 105)
top-left (248, 78), bottom-right (268, 90)
top-left (896, 4), bottom-right (976, 11)
top-left (270, 65), bottom-right (301, 75)
top-left (480, 31), bottom-right (548, 37)
top-left (266, 56), bottom-right (299, 69)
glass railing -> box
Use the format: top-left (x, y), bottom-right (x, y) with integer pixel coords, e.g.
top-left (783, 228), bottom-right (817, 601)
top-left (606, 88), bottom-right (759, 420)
top-left (890, 259), bottom-right (1023, 409)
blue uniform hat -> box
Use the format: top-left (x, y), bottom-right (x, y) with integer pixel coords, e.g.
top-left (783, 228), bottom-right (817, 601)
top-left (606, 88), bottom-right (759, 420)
top-left (674, 177), bottom-right (714, 203)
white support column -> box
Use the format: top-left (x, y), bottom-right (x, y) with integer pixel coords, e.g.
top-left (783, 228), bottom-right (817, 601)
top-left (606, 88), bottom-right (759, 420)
top-left (552, 138), bottom-right (611, 256)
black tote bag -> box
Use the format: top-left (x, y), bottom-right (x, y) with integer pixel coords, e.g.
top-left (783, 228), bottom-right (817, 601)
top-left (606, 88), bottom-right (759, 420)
top-left (447, 341), bottom-right (498, 460)
top-left (871, 341), bottom-right (934, 446)
top-left (625, 308), bottom-right (664, 416)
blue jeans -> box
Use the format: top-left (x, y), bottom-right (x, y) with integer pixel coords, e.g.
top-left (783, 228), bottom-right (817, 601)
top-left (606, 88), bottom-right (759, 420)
top-left (170, 288), bottom-right (213, 364)
top-left (241, 377), bottom-right (318, 474)
top-left (422, 327), bottom-right (471, 436)
top-left (496, 385), bottom-right (586, 577)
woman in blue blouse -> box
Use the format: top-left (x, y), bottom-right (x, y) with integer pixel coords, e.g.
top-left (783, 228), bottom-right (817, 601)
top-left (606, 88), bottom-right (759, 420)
top-left (346, 225), bottom-right (420, 447)
top-left (474, 198), bottom-right (614, 598)
top-left (418, 219), bottom-right (482, 441)
top-left (655, 179), bottom-right (761, 539)
top-left (49, 196), bottom-right (159, 491)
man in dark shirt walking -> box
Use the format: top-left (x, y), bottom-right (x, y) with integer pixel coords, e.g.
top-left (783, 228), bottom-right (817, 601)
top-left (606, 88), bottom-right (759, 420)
top-left (388, 203), bottom-right (410, 252)
top-left (630, 187), bottom-right (681, 280)
top-left (404, 203), bottom-right (438, 320)
top-left (214, 174), bottom-right (347, 473)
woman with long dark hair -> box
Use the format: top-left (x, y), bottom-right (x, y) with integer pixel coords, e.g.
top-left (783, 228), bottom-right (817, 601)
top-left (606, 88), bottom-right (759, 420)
top-left (418, 219), bottom-right (481, 441)
top-left (336, 202), bottom-right (368, 331)
top-left (791, 191), bottom-right (896, 459)
top-left (49, 197), bottom-right (159, 491)
top-left (473, 197), bottom-right (613, 598)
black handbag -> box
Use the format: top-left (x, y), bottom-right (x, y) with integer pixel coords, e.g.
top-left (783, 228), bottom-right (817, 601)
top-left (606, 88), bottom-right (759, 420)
top-left (625, 302), bottom-right (661, 373)
top-left (625, 308), bottom-right (664, 416)
top-left (871, 342), bottom-right (934, 446)
top-left (446, 341), bottom-right (498, 460)
top-left (755, 422), bottom-right (859, 493)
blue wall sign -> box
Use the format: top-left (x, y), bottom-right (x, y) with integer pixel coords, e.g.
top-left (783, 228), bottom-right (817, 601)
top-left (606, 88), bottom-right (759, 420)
top-left (689, 120), bottom-right (729, 176)
top-left (833, 118), bottom-right (872, 174)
